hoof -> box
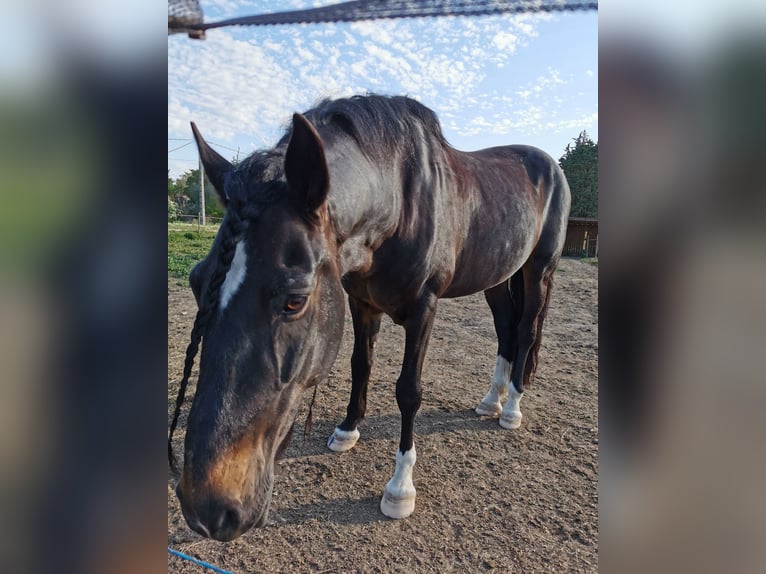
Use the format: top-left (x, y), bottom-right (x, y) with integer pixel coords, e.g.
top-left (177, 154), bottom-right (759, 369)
top-left (380, 490), bottom-right (416, 519)
top-left (475, 400), bottom-right (502, 417)
top-left (327, 427), bottom-right (360, 452)
top-left (499, 412), bottom-right (522, 429)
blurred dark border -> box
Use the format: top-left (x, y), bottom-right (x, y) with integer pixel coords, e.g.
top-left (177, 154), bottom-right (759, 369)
top-left (0, 20), bottom-right (168, 574)
top-left (599, 11), bottom-right (766, 574)
top-left (42, 60), bottom-right (169, 574)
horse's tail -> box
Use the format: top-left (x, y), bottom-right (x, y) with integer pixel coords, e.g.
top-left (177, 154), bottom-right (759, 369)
top-left (523, 271), bottom-right (555, 388)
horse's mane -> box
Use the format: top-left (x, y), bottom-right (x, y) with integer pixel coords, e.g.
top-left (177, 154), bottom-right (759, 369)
top-left (233, 95), bottom-right (448, 203)
top-left (228, 149), bottom-right (285, 206)
top-left (282, 94), bottom-right (449, 161)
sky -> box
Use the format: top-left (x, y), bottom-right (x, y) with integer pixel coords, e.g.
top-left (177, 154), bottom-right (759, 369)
top-left (168, 1), bottom-right (598, 178)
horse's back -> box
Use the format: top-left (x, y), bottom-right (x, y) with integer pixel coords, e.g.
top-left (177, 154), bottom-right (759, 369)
top-left (467, 144), bottom-right (563, 193)
top-left (468, 143), bottom-right (570, 253)
top-left (438, 144), bottom-right (569, 298)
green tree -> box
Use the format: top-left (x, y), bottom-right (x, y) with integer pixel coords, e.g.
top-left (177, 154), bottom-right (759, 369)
top-left (559, 131), bottom-right (598, 218)
top-left (179, 169), bottom-right (201, 216)
top-left (170, 168), bottom-right (227, 219)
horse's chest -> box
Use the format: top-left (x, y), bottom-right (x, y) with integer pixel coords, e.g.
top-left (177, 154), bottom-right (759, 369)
top-left (340, 271), bottom-right (418, 325)
top-left (340, 272), bottom-right (370, 303)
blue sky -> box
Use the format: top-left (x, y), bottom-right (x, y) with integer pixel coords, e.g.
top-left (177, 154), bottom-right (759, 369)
top-left (168, 1), bottom-right (597, 178)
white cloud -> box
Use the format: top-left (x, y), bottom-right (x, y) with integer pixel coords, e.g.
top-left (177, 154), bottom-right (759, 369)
top-left (168, 9), bottom-right (596, 176)
top-left (492, 31), bottom-right (519, 52)
top-left (168, 32), bottom-right (309, 142)
top-left (455, 105), bottom-right (597, 140)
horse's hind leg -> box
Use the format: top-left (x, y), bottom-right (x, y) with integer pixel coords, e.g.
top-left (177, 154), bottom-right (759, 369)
top-left (476, 274), bottom-right (522, 417)
top-left (500, 258), bottom-right (555, 430)
top-left (328, 296), bottom-right (382, 452)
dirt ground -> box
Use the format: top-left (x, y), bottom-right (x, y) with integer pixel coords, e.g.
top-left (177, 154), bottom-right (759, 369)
top-left (168, 257), bottom-right (598, 573)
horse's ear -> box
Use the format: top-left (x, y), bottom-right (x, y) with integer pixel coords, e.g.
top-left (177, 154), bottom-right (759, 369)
top-left (284, 113), bottom-right (329, 213)
top-left (190, 122), bottom-right (233, 207)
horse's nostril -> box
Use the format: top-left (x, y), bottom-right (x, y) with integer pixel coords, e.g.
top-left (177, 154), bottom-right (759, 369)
top-left (223, 508), bottom-right (240, 531)
top-left (205, 498), bottom-right (246, 541)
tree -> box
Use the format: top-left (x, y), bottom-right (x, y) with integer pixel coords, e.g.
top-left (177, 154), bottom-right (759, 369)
top-left (169, 168), bottom-right (226, 219)
top-left (168, 150), bottom-right (239, 221)
top-left (559, 131), bottom-right (598, 218)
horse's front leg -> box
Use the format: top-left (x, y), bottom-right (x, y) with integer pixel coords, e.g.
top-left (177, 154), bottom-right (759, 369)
top-left (328, 296), bottom-right (383, 452)
top-left (380, 293), bottom-right (437, 519)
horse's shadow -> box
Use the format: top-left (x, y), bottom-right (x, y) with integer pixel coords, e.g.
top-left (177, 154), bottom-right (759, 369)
top-left (268, 408), bottom-right (508, 527)
top-left (270, 495), bottom-right (385, 527)
top-left (284, 407), bottom-right (505, 459)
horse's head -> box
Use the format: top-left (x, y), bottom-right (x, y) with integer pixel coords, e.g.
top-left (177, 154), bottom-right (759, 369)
top-left (174, 114), bottom-right (345, 541)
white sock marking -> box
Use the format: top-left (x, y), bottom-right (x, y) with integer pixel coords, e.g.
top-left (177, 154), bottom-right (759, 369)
top-left (477, 356), bottom-right (512, 415)
top-left (503, 384), bottom-right (523, 418)
top-left (491, 355), bottom-right (512, 400)
top-left (386, 447), bottom-right (417, 499)
top-left (500, 384), bottom-right (524, 429)
top-left (380, 447), bottom-right (418, 518)
top-left (220, 240), bottom-right (246, 311)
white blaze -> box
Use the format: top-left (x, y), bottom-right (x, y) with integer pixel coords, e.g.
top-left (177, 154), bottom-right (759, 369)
top-left (220, 241), bottom-right (247, 310)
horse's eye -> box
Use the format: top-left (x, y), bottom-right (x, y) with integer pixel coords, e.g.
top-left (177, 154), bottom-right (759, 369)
top-left (283, 295), bottom-right (308, 314)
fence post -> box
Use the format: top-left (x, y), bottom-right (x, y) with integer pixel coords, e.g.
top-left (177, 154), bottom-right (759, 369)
top-left (199, 156), bottom-right (206, 227)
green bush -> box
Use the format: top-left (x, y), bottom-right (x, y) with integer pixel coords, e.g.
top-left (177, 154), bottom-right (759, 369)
top-left (168, 197), bottom-right (179, 221)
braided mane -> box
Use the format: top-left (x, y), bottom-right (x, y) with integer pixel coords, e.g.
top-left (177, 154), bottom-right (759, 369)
top-left (168, 203), bottom-right (248, 472)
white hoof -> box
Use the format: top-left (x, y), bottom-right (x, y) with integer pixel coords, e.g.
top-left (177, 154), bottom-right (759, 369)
top-left (380, 489), bottom-right (416, 519)
top-left (380, 447), bottom-right (417, 518)
top-left (499, 412), bottom-right (522, 429)
top-left (475, 400), bottom-right (503, 417)
top-left (499, 387), bottom-right (523, 429)
top-left (327, 427), bottom-right (360, 452)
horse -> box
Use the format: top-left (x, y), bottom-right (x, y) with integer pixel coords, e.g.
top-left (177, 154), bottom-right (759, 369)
top-left (169, 94), bottom-right (570, 541)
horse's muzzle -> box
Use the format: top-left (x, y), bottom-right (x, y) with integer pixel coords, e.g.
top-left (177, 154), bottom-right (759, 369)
top-left (176, 483), bottom-right (269, 541)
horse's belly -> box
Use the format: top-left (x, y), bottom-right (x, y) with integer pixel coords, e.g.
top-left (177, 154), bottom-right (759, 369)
top-left (442, 267), bottom-right (515, 298)
top-left (441, 236), bottom-right (534, 298)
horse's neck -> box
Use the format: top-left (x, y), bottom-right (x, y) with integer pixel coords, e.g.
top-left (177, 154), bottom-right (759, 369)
top-left (323, 139), bottom-right (475, 277)
top-left (325, 146), bottom-right (402, 276)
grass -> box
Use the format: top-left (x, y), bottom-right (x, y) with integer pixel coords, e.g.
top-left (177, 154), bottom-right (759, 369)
top-left (167, 222), bottom-right (599, 284)
top-left (168, 222), bottom-right (219, 282)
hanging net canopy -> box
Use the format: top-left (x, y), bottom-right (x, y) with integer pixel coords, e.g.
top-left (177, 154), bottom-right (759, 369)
top-left (168, 0), bottom-right (598, 39)
top-left (168, 0), bottom-right (206, 38)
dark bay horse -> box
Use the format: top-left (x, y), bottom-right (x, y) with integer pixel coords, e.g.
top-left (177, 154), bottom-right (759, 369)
top-left (169, 95), bottom-right (570, 541)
